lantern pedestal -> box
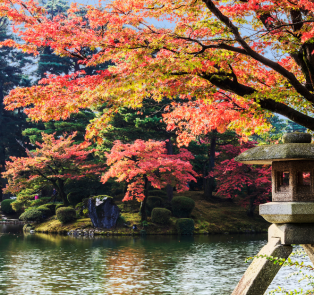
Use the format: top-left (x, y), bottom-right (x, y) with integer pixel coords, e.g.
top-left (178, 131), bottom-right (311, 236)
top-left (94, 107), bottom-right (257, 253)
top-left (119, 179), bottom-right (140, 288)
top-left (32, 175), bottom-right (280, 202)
top-left (232, 133), bottom-right (314, 294)
top-left (269, 223), bottom-right (314, 244)
top-left (232, 223), bottom-right (314, 295)
top-left (260, 202), bottom-right (314, 223)
top-left (231, 237), bottom-right (292, 295)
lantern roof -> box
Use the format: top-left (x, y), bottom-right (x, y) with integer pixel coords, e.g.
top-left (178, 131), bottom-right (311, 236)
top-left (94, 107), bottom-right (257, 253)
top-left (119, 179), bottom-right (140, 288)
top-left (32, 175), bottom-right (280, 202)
top-left (235, 132), bottom-right (314, 164)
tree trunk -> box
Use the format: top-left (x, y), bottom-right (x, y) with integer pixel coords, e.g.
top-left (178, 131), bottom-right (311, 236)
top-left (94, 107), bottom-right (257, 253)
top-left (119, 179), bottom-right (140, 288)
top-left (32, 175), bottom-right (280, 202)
top-left (140, 176), bottom-right (149, 222)
top-left (165, 138), bottom-right (174, 201)
top-left (204, 130), bottom-right (217, 200)
top-left (55, 179), bottom-right (69, 206)
top-left (246, 188), bottom-right (256, 217)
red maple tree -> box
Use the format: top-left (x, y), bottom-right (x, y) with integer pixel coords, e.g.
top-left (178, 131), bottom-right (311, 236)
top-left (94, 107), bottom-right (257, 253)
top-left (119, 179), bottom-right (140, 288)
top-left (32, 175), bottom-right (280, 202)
top-left (212, 142), bottom-right (271, 216)
top-left (0, 0), bottom-right (313, 136)
top-left (102, 139), bottom-right (197, 221)
top-left (3, 132), bottom-right (105, 206)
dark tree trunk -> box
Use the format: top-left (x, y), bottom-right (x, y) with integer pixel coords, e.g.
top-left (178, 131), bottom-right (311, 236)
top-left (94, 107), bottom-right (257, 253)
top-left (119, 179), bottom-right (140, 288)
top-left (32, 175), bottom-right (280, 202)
top-left (56, 179), bottom-right (69, 206)
top-left (204, 130), bottom-right (217, 200)
top-left (246, 188), bottom-right (256, 217)
top-left (140, 176), bottom-right (149, 222)
top-left (165, 138), bottom-right (174, 201)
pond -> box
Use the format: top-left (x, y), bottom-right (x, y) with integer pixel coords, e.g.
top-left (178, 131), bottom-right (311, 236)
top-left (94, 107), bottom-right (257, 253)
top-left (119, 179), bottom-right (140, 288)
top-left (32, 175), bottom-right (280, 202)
top-left (0, 225), bottom-right (312, 294)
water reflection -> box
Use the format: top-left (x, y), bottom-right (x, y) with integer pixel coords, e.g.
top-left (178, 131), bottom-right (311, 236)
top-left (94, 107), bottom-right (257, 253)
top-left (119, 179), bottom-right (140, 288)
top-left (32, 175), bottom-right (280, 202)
top-left (0, 225), bottom-right (311, 294)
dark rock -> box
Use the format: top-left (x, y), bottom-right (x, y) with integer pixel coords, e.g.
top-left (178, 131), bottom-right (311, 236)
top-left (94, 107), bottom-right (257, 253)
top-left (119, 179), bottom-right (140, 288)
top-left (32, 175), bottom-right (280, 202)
top-left (88, 197), bottom-right (120, 229)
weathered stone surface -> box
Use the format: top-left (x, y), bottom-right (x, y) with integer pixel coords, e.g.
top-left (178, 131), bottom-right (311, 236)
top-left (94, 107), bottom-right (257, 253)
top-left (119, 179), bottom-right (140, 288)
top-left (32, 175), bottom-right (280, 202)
top-left (301, 244), bottom-right (314, 265)
top-left (88, 197), bottom-right (120, 229)
top-left (232, 237), bottom-right (292, 295)
top-left (260, 202), bottom-right (314, 223)
top-left (235, 143), bottom-right (314, 164)
top-left (283, 132), bottom-right (312, 144)
top-left (269, 223), bottom-right (314, 245)
top-left (271, 161), bottom-right (314, 202)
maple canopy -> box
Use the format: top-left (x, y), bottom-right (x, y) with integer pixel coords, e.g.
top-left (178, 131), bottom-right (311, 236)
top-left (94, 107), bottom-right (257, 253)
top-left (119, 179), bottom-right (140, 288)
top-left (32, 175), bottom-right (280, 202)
top-left (102, 139), bottom-right (197, 202)
top-left (2, 133), bottom-right (105, 205)
top-left (1, 0), bottom-right (314, 138)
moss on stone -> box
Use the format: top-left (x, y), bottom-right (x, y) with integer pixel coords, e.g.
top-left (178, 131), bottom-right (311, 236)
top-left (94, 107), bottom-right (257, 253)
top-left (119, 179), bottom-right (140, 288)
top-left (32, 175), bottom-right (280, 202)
top-left (235, 143), bottom-right (314, 164)
top-left (283, 132), bottom-right (311, 144)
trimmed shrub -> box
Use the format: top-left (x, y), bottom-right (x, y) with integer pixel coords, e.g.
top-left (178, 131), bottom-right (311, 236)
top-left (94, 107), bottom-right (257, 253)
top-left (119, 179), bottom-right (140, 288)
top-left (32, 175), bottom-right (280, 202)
top-left (149, 190), bottom-right (167, 198)
top-left (19, 209), bottom-right (43, 222)
top-left (74, 199), bottom-right (89, 218)
top-left (176, 218), bottom-right (194, 235)
top-left (42, 203), bottom-right (57, 215)
top-left (67, 191), bottom-right (86, 206)
top-left (29, 197), bottom-right (51, 208)
top-left (147, 196), bottom-right (163, 216)
top-left (1, 199), bottom-right (15, 214)
top-left (37, 205), bottom-right (52, 218)
top-left (117, 214), bottom-right (127, 226)
top-left (55, 203), bottom-right (65, 211)
top-left (56, 207), bottom-right (76, 224)
top-left (171, 196), bottom-right (195, 218)
top-left (151, 208), bottom-right (171, 224)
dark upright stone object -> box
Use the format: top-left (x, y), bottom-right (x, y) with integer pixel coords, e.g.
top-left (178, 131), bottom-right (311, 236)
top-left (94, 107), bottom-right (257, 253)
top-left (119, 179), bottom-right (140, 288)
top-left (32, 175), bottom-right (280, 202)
top-left (88, 197), bottom-right (120, 228)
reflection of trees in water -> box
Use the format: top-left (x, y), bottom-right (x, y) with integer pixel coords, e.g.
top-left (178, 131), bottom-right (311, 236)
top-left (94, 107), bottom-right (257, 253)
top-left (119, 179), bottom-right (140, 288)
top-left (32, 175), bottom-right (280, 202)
top-left (0, 233), bottom-right (269, 295)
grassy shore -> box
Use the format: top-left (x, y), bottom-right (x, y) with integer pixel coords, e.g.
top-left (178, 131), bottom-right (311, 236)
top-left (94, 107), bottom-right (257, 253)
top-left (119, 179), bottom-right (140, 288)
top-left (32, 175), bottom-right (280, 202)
top-left (29, 191), bottom-right (270, 235)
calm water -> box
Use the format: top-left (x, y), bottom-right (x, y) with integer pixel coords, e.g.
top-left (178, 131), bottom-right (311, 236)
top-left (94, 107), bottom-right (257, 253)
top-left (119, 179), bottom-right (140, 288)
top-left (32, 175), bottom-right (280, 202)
top-left (0, 225), bottom-right (312, 295)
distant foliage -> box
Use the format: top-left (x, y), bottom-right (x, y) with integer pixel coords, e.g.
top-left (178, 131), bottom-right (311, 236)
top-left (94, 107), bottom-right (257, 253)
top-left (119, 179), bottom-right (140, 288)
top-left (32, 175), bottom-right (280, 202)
top-left (176, 219), bottom-right (195, 235)
top-left (1, 199), bottom-right (15, 214)
top-left (56, 207), bottom-right (76, 223)
top-left (151, 208), bottom-right (171, 225)
top-left (171, 197), bottom-right (195, 218)
top-left (3, 132), bottom-right (105, 206)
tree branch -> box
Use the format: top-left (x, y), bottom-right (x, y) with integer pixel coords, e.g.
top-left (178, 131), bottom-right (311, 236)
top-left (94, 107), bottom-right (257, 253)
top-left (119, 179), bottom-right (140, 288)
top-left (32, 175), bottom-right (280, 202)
top-left (201, 0), bottom-right (314, 104)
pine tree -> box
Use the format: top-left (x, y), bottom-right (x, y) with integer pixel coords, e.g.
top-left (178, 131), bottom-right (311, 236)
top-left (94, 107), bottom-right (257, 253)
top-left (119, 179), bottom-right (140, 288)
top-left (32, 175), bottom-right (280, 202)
top-left (0, 17), bottom-right (33, 200)
top-left (97, 98), bottom-right (177, 200)
top-left (23, 110), bottom-right (95, 144)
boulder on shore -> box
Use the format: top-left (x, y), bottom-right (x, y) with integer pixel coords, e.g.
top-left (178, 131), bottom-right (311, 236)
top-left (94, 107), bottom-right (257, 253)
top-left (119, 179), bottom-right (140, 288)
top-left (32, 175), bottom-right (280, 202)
top-left (88, 197), bottom-right (119, 229)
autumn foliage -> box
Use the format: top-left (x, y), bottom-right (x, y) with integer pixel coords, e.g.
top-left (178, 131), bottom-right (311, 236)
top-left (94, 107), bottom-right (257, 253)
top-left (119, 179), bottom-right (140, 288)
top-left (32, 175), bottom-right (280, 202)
top-left (212, 142), bottom-right (271, 216)
top-left (1, 0), bottom-right (314, 138)
top-left (102, 139), bottom-right (197, 201)
top-left (3, 133), bottom-right (105, 206)
top-left (102, 139), bottom-right (197, 220)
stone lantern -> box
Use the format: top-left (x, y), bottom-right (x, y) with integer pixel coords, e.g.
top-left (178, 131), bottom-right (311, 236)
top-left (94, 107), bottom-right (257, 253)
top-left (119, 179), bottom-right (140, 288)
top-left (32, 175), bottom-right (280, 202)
top-left (231, 132), bottom-right (314, 295)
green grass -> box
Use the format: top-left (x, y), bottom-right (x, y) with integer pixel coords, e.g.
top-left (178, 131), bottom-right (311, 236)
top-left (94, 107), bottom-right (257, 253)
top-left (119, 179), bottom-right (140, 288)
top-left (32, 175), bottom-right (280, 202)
top-left (33, 191), bottom-right (269, 235)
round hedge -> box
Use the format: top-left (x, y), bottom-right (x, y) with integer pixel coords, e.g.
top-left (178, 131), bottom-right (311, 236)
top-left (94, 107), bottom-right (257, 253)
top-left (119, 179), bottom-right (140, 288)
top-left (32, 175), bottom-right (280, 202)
top-left (56, 207), bottom-right (76, 224)
top-left (171, 196), bottom-right (195, 218)
top-left (1, 199), bottom-right (15, 214)
top-left (19, 209), bottom-right (43, 222)
top-left (151, 208), bottom-right (171, 224)
top-left (41, 203), bottom-right (57, 215)
top-left (176, 218), bottom-right (194, 235)
top-left (147, 196), bottom-right (163, 216)
top-left (55, 203), bottom-right (65, 211)
top-left (37, 205), bottom-right (52, 218)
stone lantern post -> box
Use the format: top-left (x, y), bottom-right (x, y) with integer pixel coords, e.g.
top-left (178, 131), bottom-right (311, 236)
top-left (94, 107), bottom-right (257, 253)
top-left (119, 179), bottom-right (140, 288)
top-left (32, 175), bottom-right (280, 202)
top-left (232, 132), bottom-right (314, 295)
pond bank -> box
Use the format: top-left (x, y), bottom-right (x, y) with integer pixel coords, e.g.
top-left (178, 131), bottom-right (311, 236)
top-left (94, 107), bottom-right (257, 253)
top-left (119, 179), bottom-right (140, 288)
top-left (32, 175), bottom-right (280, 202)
top-left (27, 192), bottom-right (270, 235)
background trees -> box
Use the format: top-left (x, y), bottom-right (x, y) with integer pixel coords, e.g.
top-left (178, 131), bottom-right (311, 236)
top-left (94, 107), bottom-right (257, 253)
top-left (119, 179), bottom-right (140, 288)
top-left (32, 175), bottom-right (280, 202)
top-left (3, 133), bottom-right (105, 209)
top-left (2, 0), bottom-right (314, 137)
top-left (102, 140), bottom-right (197, 221)
top-left (0, 17), bottom-right (34, 201)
